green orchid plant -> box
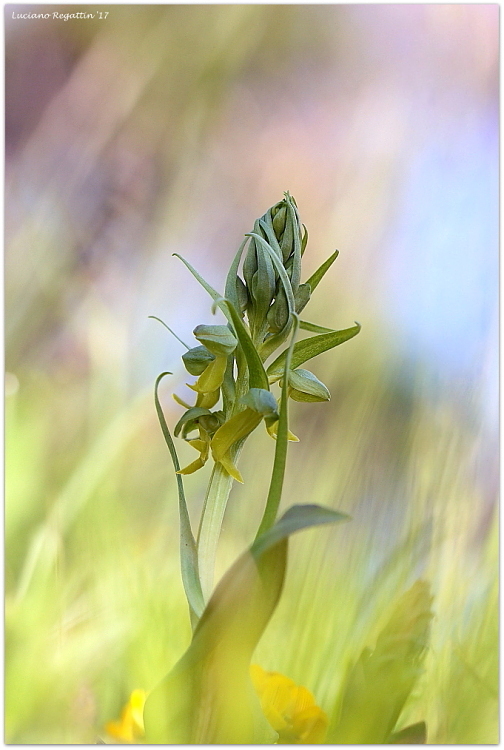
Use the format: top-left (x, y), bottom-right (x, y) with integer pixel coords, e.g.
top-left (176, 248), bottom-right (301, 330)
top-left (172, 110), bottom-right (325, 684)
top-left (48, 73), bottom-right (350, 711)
top-left (103, 193), bottom-right (432, 745)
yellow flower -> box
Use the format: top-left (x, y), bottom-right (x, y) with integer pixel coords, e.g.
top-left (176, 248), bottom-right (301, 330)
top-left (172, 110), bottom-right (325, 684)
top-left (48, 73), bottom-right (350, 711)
top-left (105, 689), bottom-right (147, 744)
top-left (105, 667), bottom-right (327, 745)
top-left (250, 664), bottom-right (328, 744)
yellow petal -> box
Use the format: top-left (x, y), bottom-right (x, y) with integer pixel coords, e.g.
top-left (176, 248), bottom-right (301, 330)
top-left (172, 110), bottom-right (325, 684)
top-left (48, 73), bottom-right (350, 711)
top-left (192, 355), bottom-right (227, 394)
top-left (250, 665), bottom-right (327, 744)
top-left (177, 456), bottom-right (206, 475)
top-left (211, 409), bottom-right (262, 462)
top-left (105, 689), bottom-right (147, 743)
top-left (265, 419), bottom-right (299, 442)
top-left (196, 389), bottom-right (220, 409)
top-left (218, 451), bottom-right (244, 483)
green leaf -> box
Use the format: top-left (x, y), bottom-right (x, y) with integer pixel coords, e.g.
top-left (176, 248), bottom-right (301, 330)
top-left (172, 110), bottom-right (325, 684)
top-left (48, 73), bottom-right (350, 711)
top-left (219, 298), bottom-right (270, 391)
top-left (328, 580), bottom-right (433, 744)
top-left (299, 320), bottom-right (335, 334)
top-left (144, 503), bottom-right (348, 744)
top-left (284, 195), bottom-right (302, 291)
top-left (294, 282), bottom-right (311, 314)
top-left (388, 721), bottom-right (427, 744)
top-left (305, 249), bottom-right (339, 292)
top-left (300, 224), bottom-right (308, 256)
top-left (154, 374), bottom-right (204, 625)
top-left (267, 322), bottom-right (361, 379)
top-left (252, 503), bottom-right (349, 558)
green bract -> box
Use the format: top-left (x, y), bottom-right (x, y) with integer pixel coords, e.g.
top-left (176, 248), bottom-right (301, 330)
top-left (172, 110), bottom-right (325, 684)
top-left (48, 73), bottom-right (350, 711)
top-left (286, 368), bottom-right (331, 402)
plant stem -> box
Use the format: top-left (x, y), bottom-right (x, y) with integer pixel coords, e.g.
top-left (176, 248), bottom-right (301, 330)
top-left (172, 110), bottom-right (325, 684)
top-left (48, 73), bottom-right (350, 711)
top-left (196, 442), bottom-right (243, 602)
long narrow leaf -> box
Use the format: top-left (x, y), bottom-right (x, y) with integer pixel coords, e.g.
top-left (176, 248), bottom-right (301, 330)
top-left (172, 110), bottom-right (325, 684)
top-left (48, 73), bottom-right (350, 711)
top-left (155, 373), bottom-right (204, 624)
top-left (267, 322), bottom-right (361, 378)
top-left (144, 502), bottom-right (348, 744)
top-left (299, 319), bottom-right (336, 334)
top-left (305, 249), bottom-right (339, 292)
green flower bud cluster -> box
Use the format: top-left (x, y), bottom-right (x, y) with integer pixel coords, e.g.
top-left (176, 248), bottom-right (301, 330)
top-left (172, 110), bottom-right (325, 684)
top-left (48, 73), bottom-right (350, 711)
top-left (168, 193), bottom-right (360, 482)
top-left (236, 192), bottom-right (310, 355)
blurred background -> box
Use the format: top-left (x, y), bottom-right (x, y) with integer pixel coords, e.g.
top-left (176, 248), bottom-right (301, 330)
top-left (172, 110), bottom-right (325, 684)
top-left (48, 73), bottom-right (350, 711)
top-left (5, 4), bottom-right (498, 743)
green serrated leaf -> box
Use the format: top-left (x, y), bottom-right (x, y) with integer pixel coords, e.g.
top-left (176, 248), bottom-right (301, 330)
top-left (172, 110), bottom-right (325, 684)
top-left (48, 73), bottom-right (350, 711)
top-left (267, 322), bottom-right (361, 379)
top-left (144, 503), bottom-right (348, 744)
top-left (306, 249), bottom-right (339, 292)
top-left (154, 374), bottom-right (204, 625)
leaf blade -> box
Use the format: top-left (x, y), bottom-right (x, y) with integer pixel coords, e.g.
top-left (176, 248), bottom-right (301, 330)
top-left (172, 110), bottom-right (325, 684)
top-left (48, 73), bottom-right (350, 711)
top-left (267, 322), bottom-right (361, 378)
top-left (155, 373), bottom-right (204, 624)
top-left (305, 248), bottom-right (339, 292)
top-left (144, 502), bottom-right (348, 744)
